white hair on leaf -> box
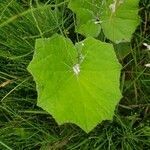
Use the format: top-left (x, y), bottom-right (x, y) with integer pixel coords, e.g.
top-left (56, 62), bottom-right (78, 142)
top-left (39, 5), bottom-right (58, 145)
top-left (94, 20), bottom-right (103, 24)
top-left (73, 64), bottom-right (80, 75)
top-left (109, 0), bottom-right (117, 13)
top-left (109, 0), bottom-right (124, 13)
top-left (81, 42), bottom-right (84, 46)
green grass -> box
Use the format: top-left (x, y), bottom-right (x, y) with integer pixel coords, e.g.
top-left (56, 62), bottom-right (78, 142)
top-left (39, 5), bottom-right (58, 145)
top-left (0, 0), bottom-right (150, 149)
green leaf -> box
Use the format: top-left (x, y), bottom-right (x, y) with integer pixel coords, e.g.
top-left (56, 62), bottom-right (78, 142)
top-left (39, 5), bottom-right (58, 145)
top-left (27, 34), bottom-right (122, 132)
top-left (101, 0), bottom-right (140, 43)
top-left (68, 0), bottom-right (102, 37)
top-left (68, 0), bottom-right (140, 42)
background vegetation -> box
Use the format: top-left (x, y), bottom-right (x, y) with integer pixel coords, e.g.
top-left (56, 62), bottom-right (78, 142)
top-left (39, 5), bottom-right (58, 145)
top-left (0, 0), bottom-right (150, 149)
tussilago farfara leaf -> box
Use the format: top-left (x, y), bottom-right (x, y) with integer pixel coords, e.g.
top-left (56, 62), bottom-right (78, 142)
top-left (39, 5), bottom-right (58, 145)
top-left (27, 34), bottom-right (122, 132)
top-left (101, 0), bottom-right (140, 43)
top-left (68, 0), bottom-right (102, 37)
top-left (68, 0), bottom-right (140, 43)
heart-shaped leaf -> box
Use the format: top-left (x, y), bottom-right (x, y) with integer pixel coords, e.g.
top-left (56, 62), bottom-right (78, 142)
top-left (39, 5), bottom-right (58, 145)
top-left (68, 0), bottom-right (102, 37)
top-left (69, 0), bottom-right (140, 43)
top-left (101, 0), bottom-right (140, 43)
top-left (27, 34), bottom-right (122, 132)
